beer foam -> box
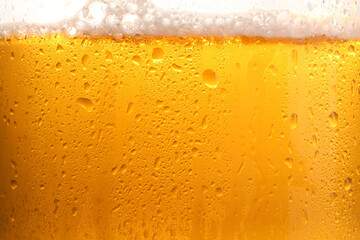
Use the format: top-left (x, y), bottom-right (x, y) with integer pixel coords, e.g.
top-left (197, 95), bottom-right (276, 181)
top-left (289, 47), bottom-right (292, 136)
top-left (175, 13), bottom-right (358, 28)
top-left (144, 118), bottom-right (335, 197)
top-left (1, 0), bottom-right (360, 38)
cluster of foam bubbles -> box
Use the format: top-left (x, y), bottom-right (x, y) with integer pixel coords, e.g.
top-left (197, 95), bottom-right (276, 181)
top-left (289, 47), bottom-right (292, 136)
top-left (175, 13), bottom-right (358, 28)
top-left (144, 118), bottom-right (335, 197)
top-left (1, 0), bottom-right (360, 38)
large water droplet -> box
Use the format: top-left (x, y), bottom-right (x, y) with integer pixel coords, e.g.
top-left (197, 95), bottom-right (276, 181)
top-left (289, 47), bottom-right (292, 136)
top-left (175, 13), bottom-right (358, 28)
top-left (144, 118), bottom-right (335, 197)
top-left (77, 98), bottom-right (94, 112)
top-left (328, 111), bottom-right (338, 128)
top-left (285, 158), bottom-right (293, 169)
top-left (290, 113), bottom-right (298, 129)
top-left (202, 69), bottom-right (219, 88)
top-left (344, 178), bottom-right (352, 190)
top-left (152, 47), bottom-right (164, 61)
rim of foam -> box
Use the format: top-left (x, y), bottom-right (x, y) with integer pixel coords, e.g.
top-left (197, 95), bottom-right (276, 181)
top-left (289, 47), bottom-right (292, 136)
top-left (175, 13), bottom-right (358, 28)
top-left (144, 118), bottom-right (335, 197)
top-left (1, 0), bottom-right (360, 38)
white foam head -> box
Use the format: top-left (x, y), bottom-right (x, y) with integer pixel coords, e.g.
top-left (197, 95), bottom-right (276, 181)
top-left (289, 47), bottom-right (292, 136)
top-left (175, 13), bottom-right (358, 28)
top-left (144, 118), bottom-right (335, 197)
top-left (1, 0), bottom-right (360, 38)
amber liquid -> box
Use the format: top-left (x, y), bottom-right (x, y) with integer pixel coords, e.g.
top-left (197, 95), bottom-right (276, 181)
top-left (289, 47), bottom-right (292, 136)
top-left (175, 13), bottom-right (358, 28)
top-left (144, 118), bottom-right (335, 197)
top-left (0, 35), bottom-right (359, 239)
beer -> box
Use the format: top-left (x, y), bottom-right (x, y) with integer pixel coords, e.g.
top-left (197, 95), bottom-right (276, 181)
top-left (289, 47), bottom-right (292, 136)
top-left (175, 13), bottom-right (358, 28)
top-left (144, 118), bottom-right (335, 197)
top-left (0, 1), bottom-right (360, 240)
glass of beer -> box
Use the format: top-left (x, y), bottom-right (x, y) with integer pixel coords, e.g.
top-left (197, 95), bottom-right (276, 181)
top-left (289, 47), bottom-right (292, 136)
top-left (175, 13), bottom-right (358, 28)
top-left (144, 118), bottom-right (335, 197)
top-left (0, 0), bottom-right (359, 239)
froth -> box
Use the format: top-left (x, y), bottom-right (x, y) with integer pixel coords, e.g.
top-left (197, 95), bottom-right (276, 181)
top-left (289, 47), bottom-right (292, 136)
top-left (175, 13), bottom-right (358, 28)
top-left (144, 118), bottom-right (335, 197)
top-left (1, 0), bottom-right (360, 38)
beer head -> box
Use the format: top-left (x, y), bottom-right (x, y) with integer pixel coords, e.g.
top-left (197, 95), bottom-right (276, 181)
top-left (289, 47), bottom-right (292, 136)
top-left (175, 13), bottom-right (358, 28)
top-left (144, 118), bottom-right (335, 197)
top-left (1, 0), bottom-right (360, 38)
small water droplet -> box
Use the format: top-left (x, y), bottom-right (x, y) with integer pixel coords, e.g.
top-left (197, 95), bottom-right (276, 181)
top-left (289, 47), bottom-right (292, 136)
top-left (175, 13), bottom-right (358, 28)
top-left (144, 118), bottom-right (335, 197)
top-left (348, 45), bottom-right (355, 55)
top-left (105, 50), bottom-right (113, 61)
top-left (290, 113), bottom-right (298, 129)
top-left (40, 184), bottom-right (45, 190)
top-left (77, 98), bottom-right (94, 112)
top-left (56, 44), bottom-right (64, 52)
top-left (285, 158), bottom-right (293, 169)
top-left (56, 62), bottom-right (62, 70)
top-left (111, 166), bottom-right (118, 175)
top-left (126, 102), bottom-right (134, 115)
top-left (10, 180), bottom-right (18, 190)
top-left (172, 64), bottom-right (182, 72)
top-left (330, 192), bottom-right (337, 205)
top-left (191, 147), bottom-right (199, 157)
top-left (215, 187), bottom-right (223, 197)
top-left (186, 127), bottom-right (195, 135)
top-left (84, 82), bottom-right (90, 92)
top-left (201, 115), bottom-right (208, 129)
top-left (202, 69), bottom-right (219, 88)
top-left (152, 47), bottom-right (164, 61)
top-left (344, 178), bottom-right (352, 190)
top-left (154, 157), bottom-right (160, 170)
top-left (82, 54), bottom-right (89, 68)
top-left (10, 52), bottom-right (14, 60)
top-left (72, 207), bottom-right (78, 216)
top-left (120, 164), bottom-right (127, 173)
top-left (269, 65), bottom-right (277, 75)
top-left (328, 111), bottom-right (338, 128)
top-left (132, 55), bottom-right (141, 65)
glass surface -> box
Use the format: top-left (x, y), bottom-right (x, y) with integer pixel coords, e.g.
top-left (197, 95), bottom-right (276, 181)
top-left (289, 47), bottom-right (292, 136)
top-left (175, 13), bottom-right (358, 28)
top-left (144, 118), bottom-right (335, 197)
top-left (0, 1), bottom-right (359, 239)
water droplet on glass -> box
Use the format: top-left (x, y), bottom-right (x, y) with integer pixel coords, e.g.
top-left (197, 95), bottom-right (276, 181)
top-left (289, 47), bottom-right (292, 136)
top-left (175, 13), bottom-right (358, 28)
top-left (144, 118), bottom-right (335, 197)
top-left (132, 55), bottom-right (141, 65)
top-left (215, 187), bottom-right (223, 197)
top-left (290, 113), bottom-right (298, 129)
top-left (56, 44), bottom-right (64, 52)
top-left (56, 62), bottom-right (62, 70)
top-left (285, 158), bottom-right (293, 169)
top-left (152, 47), bottom-right (164, 61)
top-left (328, 111), bottom-right (338, 128)
top-left (202, 69), bottom-right (219, 88)
top-left (72, 207), bottom-right (78, 216)
top-left (344, 178), bottom-right (352, 190)
top-left (77, 98), bottom-right (94, 112)
top-left (201, 115), bottom-right (208, 129)
top-left (172, 64), bottom-right (182, 72)
top-left (81, 54), bottom-right (89, 68)
top-left (10, 180), bottom-right (18, 190)
top-left (126, 102), bottom-right (134, 115)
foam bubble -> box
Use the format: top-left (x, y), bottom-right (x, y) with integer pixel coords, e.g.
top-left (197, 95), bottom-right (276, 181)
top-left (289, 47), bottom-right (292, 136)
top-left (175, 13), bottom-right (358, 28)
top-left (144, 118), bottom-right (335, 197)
top-left (1, 0), bottom-right (360, 38)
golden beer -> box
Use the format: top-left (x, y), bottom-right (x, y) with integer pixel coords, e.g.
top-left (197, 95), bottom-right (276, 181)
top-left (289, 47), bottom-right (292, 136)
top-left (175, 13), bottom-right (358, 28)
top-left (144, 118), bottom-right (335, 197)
top-left (1, 0), bottom-right (360, 238)
top-left (0, 34), bottom-right (359, 239)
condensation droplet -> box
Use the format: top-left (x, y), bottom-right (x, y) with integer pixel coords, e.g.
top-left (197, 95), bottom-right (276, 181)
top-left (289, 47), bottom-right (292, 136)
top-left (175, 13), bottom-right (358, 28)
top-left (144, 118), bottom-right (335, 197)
top-left (344, 178), bottom-right (352, 190)
top-left (328, 111), bottom-right (338, 128)
top-left (285, 158), bottom-right (293, 169)
top-left (348, 45), bottom-right (355, 56)
top-left (111, 165), bottom-right (118, 175)
top-left (56, 44), bottom-right (64, 52)
top-left (330, 192), bottom-right (337, 205)
top-left (215, 187), bottom-right (223, 197)
top-left (154, 157), bottom-right (160, 170)
top-left (172, 64), bottom-right (182, 72)
top-left (269, 65), bottom-right (277, 75)
top-left (132, 55), bottom-right (141, 65)
top-left (84, 82), bottom-right (90, 92)
top-left (290, 113), bottom-right (298, 129)
top-left (82, 54), bottom-right (89, 68)
top-left (201, 115), bottom-right (208, 129)
top-left (56, 62), bottom-right (62, 70)
top-left (72, 207), bottom-right (78, 216)
top-left (202, 69), bottom-right (219, 88)
top-left (152, 47), bottom-right (164, 61)
top-left (11, 180), bottom-right (18, 190)
top-left (186, 127), bottom-right (195, 135)
top-left (120, 164), bottom-right (127, 174)
top-left (126, 102), bottom-right (134, 115)
top-left (105, 50), bottom-right (113, 61)
top-left (77, 98), bottom-right (94, 112)
top-left (191, 148), bottom-right (199, 157)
